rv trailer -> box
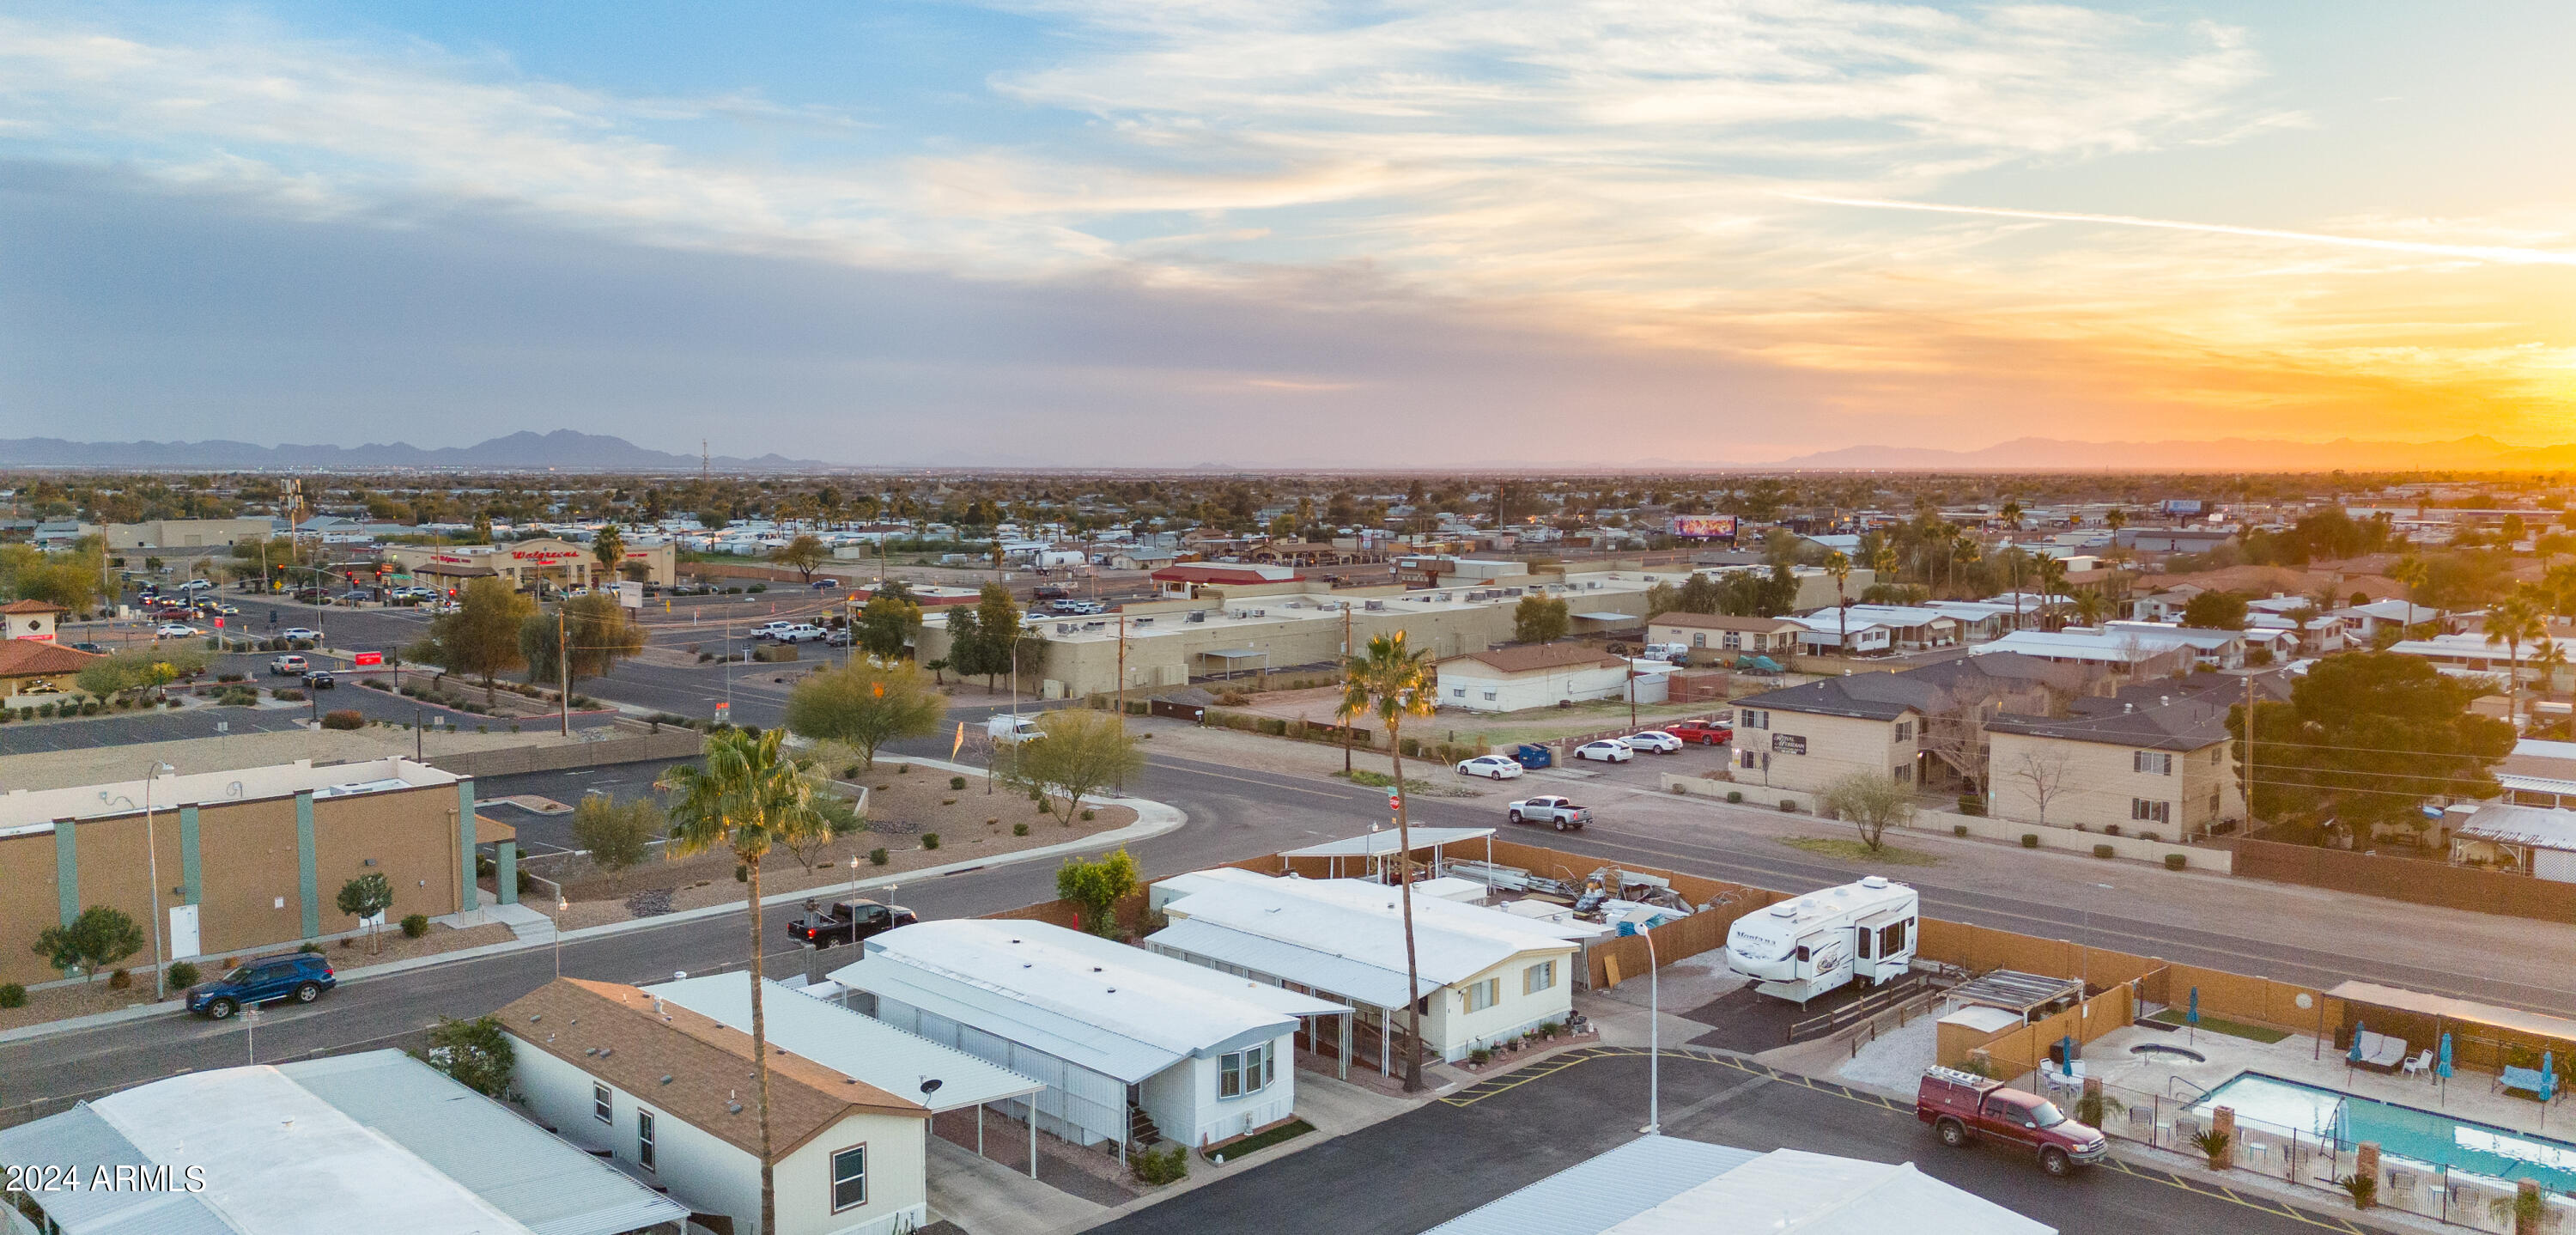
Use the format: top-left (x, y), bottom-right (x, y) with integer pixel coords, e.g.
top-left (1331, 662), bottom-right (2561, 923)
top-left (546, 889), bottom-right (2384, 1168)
top-left (1723, 876), bottom-right (1919, 1005)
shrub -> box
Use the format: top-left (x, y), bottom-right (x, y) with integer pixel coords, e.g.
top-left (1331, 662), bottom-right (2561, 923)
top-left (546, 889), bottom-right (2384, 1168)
top-left (1954, 824), bottom-right (1970, 837)
top-left (2190, 1128), bottom-right (2232, 1170)
top-left (869, 847), bottom-right (889, 866)
top-left (1468, 1046), bottom-right (1492, 1065)
top-left (1130, 1143), bottom-right (1189, 1186)
top-left (2021, 833), bottom-right (2039, 848)
top-left (0, 983), bottom-right (22, 1009)
top-left (402, 913), bottom-right (430, 938)
top-left (320, 709), bottom-right (365, 730)
top-left (2338, 1173), bottom-right (2377, 1209)
top-left (1082, 808), bottom-right (1097, 821)
top-left (2074, 1090), bottom-right (2107, 1128)
top-left (1014, 822), bottom-right (1030, 837)
top-left (2165, 854), bottom-right (2188, 871)
top-left (37, 703), bottom-right (56, 718)
top-left (108, 967), bottom-right (133, 990)
top-left (897, 764), bottom-right (910, 775)
top-left (1957, 794), bottom-right (1985, 817)
top-left (2105, 824), bottom-right (2122, 837)
top-left (749, 583), bottom-right (767, 593)
top-left (2093, 843), bottom-right (2115, 859)
top-left (1726, 790), bottom-right (1743, 803)
top-left (2141, 831), bottom-right (2162, 843)
top-left (951, 776), bottom-right (968, 790)
top-left (298, 941), bottom-right (324, 954)
top-left (922, 833), bottom-right (941, 850)
top-left (167, 960), bottom-right (200, 988)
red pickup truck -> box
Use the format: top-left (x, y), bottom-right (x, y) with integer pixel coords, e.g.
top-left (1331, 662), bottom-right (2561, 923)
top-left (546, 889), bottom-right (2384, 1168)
top-left (1665, 720), bottom-right (1733, 745)
top-left (1917, 1066), bottom-right (2109, 1177)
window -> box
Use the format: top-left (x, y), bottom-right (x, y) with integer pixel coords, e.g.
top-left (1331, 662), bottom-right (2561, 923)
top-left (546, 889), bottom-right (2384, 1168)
top-left (1893, 721), bottom-right (1912, 743)
top-left (2130, 799), bottom-right (2172, 824)
top-left (1692, 631), bottom-right (1708, 648)
top-left (1462, 976), bottom-right (1501, 1013)
top-left (1878, 919), bottom-right (1908, 957)
top-left (637, 1110), bottom-right (656, 1172)
top-left (1524, 960), bottom-right (1556, 995)
top-left (1721, 632), bottom-right (1739, 649)
top-left (1737, 748), bottom-right (1759, 770)
top-left (1452, 687), bottom-right (1466, 698)
top-left (1742, 709), bottom-right (1769, 730)
top-left (1219, 1043), bottom-right (1273, 1098)
top-left (1482, 691), bottom-right (1497, 702)
top-left (1893, 764), bottom-right (1912, 784)
top-left (592, 1083), bottom-right (612, 1125)
top-left (830, 1146), bottom-right (867, 1212)
top-left (2135, 751), bottom-right (2173, 776)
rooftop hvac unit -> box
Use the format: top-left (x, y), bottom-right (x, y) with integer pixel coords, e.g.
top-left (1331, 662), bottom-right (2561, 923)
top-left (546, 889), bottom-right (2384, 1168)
top-left (1188, 611), bottom-right (1206, 623)
top-left (1588, 581), bottom-right (1602, 589)
top-left (1056, 623), bottom-right (1075, 634)
top-left (1134, 617), bottom-right (1154, 625)
top-left (1365, 599), bottom-right (1385, 611)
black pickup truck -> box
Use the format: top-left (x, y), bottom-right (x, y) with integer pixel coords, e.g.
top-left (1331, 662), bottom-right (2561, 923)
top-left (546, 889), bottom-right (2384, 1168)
top-left (787, 898), bottom-right (917, 946)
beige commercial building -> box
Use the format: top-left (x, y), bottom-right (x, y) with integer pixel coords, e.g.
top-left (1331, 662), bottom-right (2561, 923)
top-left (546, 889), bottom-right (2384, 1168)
top-left (1984, 677), bottom-right (2249, 839)
top-left (383, 537), bottom-right (677, 591)
top-left (1649, 612), bottom-right (1804, 659)
top-left (919, 566), bottom-right (1673, 700)
top-left (0, 758), bottom-right (513, 988)
top-left (100, 518), bottom-right (278, 550)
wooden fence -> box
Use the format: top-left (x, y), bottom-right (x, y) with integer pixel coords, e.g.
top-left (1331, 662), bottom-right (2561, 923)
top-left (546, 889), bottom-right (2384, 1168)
top-left (2232, 837), bottom-right (2576, 924)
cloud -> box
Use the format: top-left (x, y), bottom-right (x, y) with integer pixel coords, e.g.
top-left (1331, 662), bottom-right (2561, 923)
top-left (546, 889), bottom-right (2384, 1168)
top-left (1785, 194), bottom-right (2576, 266)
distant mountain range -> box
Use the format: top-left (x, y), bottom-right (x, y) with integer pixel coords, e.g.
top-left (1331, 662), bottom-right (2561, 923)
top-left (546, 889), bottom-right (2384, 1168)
top-left (1769, 435), bottom-right (2576, 472)
top-left (0, 430), bottom-right (831, 471)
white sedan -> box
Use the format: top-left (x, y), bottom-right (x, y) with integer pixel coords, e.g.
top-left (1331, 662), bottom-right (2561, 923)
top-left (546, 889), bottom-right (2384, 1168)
top-left (1626, 731), bottom-right (1684, 754)
top-left (155, 623), bottom-right (199, 638)
top-left (1455, 755), bottom-right (1526, 781)
top-left (280, 627), bottom-right (324, 641)
top-left (1572, 739), bottom-right (1634, 764)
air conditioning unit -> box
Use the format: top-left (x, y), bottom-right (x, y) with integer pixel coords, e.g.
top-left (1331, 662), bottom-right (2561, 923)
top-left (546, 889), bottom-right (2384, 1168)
top-left (1188, 611), bottom-right (1206, 623)
top-left (1365, 600), bottom-right (1385, 611)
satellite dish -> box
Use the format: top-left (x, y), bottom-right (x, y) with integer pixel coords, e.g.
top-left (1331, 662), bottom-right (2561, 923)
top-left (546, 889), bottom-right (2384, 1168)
top-left (919, 1078), bottom-right (944, 1097)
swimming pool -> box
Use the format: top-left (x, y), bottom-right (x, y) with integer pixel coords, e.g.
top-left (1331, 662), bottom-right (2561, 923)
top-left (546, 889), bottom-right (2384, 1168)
top-left (2192, 1072), bottom-right (2576, 1193)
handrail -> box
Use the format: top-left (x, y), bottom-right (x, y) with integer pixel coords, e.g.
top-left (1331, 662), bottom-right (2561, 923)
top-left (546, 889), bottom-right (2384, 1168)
top-left (2167, 1075), bottom-right (2215, 1105)
top-left (1787, 973), bottom-right (1931, 1043)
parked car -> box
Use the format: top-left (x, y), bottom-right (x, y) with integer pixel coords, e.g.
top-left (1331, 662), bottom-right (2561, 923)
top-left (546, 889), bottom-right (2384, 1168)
top-left (187, 953), bottom-right (337, 1019)
top-left (787, 898), bottom-right (918, 946)
top-left (1507, 795), bottom-right (1590, 830)
top-left (304, 671), bottom-right (337, 690)
top-left (1032, 585), bottom-right (1072, 601)
top-left (751, 620), bottom-right (797, 637)
top-left (155, 623), bottom-right (198, 638)
top-left (824, 629), bottom-right (854, 648)
top-left (1572, 739), bottom-right (1634, 763)
top-left (68, 642), bottom-right (104, 654)
top-left (1917, 1065), bottom-right (2107, 1177)
top-left (1052, 599), bottom-right (1106, 615)
top-left (1664, 720), bottom-right (1734, 745)
top-left (811, 578), bottom-right (843, 592)
top-left (1456, 755), bottom-right (1526, 780)
top-left (268, 654), bottom-right (309, 675)
top-left (1626, 730), bottom-right (1684, 754)
top-left (280, 627), bottom-right (323, 641)
top-left (179, 579), bottom-right (214, 593)
top-left (761, 624), bottom-right (829, 642)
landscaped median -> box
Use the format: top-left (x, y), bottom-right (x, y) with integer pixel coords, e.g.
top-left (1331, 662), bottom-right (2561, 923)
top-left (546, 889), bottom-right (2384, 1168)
top-left (1657, 773), bottom-right (2232, 873)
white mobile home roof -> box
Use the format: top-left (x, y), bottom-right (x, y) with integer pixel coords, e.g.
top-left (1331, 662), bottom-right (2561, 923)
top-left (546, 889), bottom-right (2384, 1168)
top-left (1281, 826), bottom-right (1497, 858)
top-left (836, 920), bottom-right (1340, 1083)
top-left (1151, 873), bottom-right (1579, 995)
top-left (646, 973), bottom-right (1044, 1113)
top-left (1605, 1150), bottom-right (2051, 1234)
top-left (1424, 1135), bottom-right (1762, 1235)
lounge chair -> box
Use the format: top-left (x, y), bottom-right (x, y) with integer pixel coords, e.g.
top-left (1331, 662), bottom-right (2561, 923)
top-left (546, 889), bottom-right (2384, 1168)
top-left (2354, 1031), bottom-right (2409, 1072)
top-left (2497, 1065), bottom-right (2552, 1097)
top-left (2402, 1049), bottom-right (2433, 1078)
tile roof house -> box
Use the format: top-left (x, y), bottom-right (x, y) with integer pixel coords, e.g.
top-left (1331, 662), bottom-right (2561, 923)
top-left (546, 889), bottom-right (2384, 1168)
top-left (0, 597), bottom-right (70, 642)
top-left (498, 977), bottom-right (931, 1235)
top-left (0, 636), bottom-right (102, 701)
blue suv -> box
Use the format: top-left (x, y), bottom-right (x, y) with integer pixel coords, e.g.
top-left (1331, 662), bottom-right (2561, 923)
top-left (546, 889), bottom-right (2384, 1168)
top-left (187, 953), bottom-right (337, 1019)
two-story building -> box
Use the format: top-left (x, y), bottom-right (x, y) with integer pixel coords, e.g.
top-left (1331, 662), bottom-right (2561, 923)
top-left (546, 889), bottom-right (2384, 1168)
top-left (1726, 653), bottom-right (2090, 794)
top-left (1983, 675), bottom-right (2258, 840)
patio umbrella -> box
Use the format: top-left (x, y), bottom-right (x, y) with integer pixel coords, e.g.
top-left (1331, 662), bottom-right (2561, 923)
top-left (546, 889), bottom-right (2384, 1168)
top-left (2190, 987), bottom-right (2201, 1045)
top-left (2544, 1052), bottom-right (2558, 1104)
top-left (2061, 1034), bottom-right (2077, 1076)
top-left (2348, 1019), bottom-right (2366, 1065)
top-left (2439, 1032), bottom-right (2453, 1080)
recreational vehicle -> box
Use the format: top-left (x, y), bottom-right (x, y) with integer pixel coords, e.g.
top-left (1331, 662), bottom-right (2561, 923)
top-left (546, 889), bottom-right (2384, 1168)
top-left (1724, 876), bottom-right (1919, 1004)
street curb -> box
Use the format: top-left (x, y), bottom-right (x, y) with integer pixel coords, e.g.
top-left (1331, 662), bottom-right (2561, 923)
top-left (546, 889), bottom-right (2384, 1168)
top-left (0, 786), bottom-right (1186, 1048)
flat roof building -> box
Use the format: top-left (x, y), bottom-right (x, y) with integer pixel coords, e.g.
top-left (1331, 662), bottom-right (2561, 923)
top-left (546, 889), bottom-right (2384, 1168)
top-left (0, 1049), bottom-right (689, 1235)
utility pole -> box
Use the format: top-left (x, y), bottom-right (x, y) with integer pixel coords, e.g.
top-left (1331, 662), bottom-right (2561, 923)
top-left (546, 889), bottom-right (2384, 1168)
top-left (558, 607), bottom-right (571, 737)
top-left (2240, 671), bottom-right (2257, 841)
top-left (1116, 612), bottom-right (1127, 719)
top-left (1342, 604), bottom-right (1353, 774)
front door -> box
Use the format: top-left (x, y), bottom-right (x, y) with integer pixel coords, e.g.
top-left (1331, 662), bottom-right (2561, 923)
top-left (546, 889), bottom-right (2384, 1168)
top-left (168, 904), bottom-right (200, 960)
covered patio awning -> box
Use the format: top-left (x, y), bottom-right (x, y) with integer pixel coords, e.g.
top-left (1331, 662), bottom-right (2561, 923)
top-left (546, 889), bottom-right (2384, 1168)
top-left (1574, 611), bottom-right (1639, 623)
top-left (2328, 981), bottom-right (2576, 1046)
top-left (1284, 827), bottom-right (1497, 858)
top-left (1945, 970), bottom-right (2085, 1019)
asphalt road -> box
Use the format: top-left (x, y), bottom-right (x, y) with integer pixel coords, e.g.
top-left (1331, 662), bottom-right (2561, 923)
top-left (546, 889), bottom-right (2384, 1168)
top-left (1091, 1049), bottom-right (2333, 1235)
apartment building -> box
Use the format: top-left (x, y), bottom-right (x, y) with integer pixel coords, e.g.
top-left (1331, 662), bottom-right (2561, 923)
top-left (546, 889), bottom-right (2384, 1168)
top-left (1984, 676), bottom-right (2254, 839)
top-left (1726, 653), bottom-right (2088, 794)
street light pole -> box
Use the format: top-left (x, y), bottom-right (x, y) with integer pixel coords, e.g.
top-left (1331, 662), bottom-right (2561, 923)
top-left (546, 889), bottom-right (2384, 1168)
top-left (142, 761), bottom-right (175, 1001)
top-left (554, 897), bottom-right (568, 977)
top-left (1639, 922), bottom-right (1661, 1135)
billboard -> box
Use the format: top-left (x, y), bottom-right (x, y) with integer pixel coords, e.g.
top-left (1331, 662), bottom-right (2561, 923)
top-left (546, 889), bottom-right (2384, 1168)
top-left (1668, 514), bottom-right (1739, 540)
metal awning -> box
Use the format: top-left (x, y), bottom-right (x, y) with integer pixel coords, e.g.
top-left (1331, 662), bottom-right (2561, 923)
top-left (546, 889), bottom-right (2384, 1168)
top-left (1946, 970), bottom-right (2085, 1017)
top-left (1574, 611), bottom-right (1637, 622)
top-left (2328, 981), bottom-right (2576, 1045)
top-left (1284, 827), bottom-right (1497, 858)
top-left (1147, 918), bottom-right (1414, 1009)
top-left (1201, 648), bottom-right (1267, 660)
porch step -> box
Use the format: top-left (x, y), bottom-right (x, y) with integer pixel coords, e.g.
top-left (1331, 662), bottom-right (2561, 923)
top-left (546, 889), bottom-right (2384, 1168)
top-left (1127, 1104), bottom-right (1163, 1149)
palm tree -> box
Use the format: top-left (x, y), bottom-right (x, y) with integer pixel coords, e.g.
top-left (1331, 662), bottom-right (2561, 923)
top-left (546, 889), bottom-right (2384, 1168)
top-left (2033, 556), bottom-right (2070, 629)
top-left (659, 729), bottom-right (829, 1235)
top-left (2487, 591), bottom-right (2549, 726)
top-left (2390, 555), bottom-right (2436, 631)
top-left (2001, 501), bottom-right (2023, 532)
top-left (2072, 588), bottom-right (2110, 627)
top-left (1822, 551), bottom-right (1851, 654)
top-left (1336, 632), bottom-right (1437, 1092)
top-left (2533, 640), bottom-right (2570, 715)
top-left (592, 524), bottom-right (625, 588)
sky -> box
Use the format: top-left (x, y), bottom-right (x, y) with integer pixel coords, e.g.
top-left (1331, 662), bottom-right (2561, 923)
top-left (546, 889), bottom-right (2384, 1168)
top-left (0, 0), bottom-right (2570, 466)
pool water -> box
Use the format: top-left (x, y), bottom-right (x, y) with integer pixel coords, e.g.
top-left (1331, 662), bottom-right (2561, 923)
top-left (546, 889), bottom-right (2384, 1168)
top-left (2192, 1072), bottom-right (2576, 1192)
